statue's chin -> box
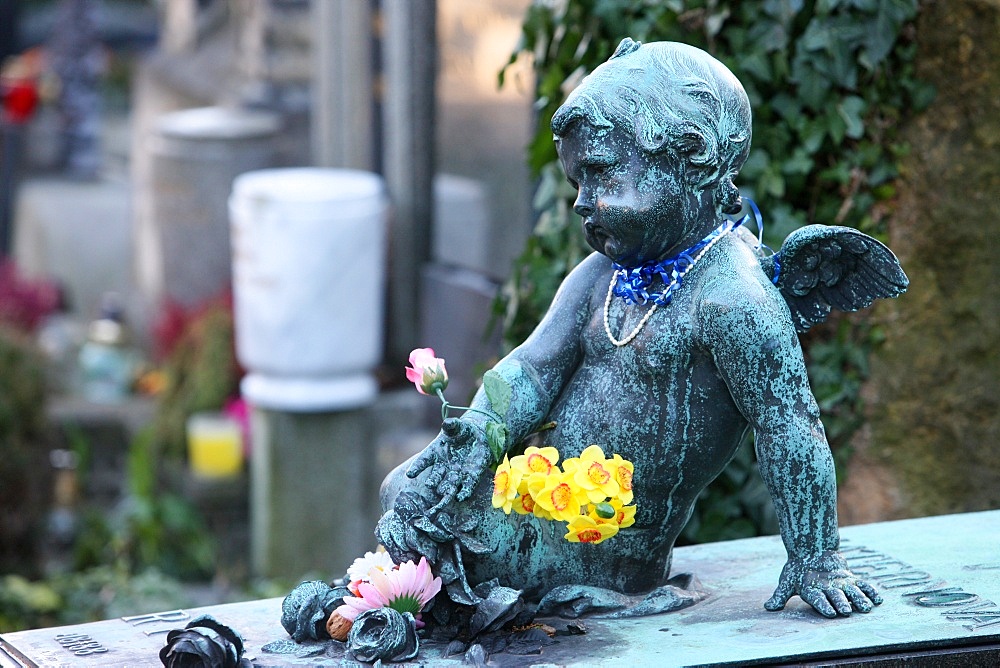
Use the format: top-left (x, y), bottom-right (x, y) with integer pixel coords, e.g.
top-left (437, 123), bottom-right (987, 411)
top-left (590, 237), bottom-right (625, 264)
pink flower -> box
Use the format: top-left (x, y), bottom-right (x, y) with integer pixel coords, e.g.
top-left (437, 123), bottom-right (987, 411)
top-left (336, 557), bottom-right (442, 622)
top-left (405, 348), bottom-right (448, 396)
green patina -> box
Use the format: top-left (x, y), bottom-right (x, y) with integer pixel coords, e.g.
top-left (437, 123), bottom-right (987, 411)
top-left (376, 40), bottom-right (906, 637)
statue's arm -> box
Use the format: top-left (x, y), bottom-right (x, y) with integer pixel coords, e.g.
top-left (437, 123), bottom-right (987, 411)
top-left (406, 252), bottom-right (605, 500)
top-left (700, 281), bottom-right (881, 617)
top-left (482, 251), bottom-right (607, 439)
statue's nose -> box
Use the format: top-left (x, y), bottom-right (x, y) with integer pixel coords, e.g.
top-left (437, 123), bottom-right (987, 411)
top-left (574, 196), bottom-right (595, 218)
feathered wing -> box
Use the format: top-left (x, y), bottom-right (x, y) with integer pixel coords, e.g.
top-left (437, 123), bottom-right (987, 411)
top-left (759, 225), bottom-right (909, 333)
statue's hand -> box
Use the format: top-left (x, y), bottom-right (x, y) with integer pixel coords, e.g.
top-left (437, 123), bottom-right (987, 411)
top-left (765, 550), bottom-right (882, 618)
top-left (406, 418), bottom-right (491, 510)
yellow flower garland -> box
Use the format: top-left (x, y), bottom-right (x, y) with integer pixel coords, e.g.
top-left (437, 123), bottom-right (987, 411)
top-left (492, 444), bottom-right (637, 544)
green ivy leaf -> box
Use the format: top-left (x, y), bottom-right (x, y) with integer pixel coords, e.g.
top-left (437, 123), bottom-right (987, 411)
top-left (483, 370), bottom-right (512, 416)
top-left (837, 95), bottom-right (866, 139)
top-left (485, 422), bottom-right (508, 464)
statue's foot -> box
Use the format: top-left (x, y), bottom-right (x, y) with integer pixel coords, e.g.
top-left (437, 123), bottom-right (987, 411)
top-left (536, 573), bottom-right (707, 619)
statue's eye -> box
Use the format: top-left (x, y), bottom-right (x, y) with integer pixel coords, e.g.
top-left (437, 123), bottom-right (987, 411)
top-left (590, 160), bottom-right (616, 178)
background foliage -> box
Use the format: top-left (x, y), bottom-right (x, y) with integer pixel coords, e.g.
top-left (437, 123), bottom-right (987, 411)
top-left (496, 0), bottom-right (931, 543)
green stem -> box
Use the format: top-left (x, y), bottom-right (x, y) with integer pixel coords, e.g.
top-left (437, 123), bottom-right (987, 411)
top-left (436, 388), bottom-right (502, 423)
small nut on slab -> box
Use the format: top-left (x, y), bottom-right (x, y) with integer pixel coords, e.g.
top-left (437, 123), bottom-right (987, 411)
top-left (326, 611), bottom-right (353, 642)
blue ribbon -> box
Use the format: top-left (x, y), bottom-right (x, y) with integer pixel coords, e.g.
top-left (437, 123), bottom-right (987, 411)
top-left (737, 198), bottom-right (780, 286)
top-left (611, 219), bottom-right (739, 306)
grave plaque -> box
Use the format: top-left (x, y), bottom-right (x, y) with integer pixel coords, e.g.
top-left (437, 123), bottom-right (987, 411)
top-left (3, 511), bottom-right (998, 666)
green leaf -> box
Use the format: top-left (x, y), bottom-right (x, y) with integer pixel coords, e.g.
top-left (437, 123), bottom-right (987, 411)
top-left (483, 370), bottom-right (513, 416)
top-left (485, 422), bottom-right (508, 464)
top-left (837, 95), bottom-right (866, 139)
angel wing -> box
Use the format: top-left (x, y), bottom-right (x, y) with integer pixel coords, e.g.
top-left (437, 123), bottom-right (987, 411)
top-left (759, 225), bottom-right (908, 333)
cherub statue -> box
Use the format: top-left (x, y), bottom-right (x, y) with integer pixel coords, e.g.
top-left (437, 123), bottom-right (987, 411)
top-left (377, 39), bottom-right (907, 633)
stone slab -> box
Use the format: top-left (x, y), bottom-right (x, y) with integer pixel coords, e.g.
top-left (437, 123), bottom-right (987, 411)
top-left (3, 510), bottom-right (999, 666)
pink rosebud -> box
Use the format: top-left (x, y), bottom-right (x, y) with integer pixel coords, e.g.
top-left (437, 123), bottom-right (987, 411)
top-left (405, 347), bottom-right (448, 396)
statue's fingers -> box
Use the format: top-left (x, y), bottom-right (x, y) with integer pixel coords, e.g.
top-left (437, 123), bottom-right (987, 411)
top-left (802, 588), bottom-right (838, 618)
top-left (855, 580), bottom-right (883, 605)
top-left (824, 587), bottom-right (853, 616)
top-left (842, 584), bottom-right (874, 613)
top-left (429, 484), bottom-right (457, 515)
top-left (425, 464), bottom-right (446, 491)
top-left (764, 580), bottom-right (794, 611)
top-left (456, 469), bottom-right (481, 502)
top-left (406, 448), bottom-right (437, 479)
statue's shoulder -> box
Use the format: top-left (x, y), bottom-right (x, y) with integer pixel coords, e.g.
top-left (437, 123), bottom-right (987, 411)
top-left (698, 237), bottom-right (781, 308)
top-left (556, 251), bottom-right (614, 301)
top-left (694, 241), bottom-right (794, 339)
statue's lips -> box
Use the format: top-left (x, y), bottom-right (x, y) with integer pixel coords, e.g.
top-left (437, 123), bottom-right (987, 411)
top-left (585, 221), bottom-right (609, 245)
top-left (585, 221), bottom-right (620, 259)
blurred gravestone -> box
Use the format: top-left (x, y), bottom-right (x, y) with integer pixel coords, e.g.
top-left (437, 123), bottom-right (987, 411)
top-left (229, 167), bottom-right (388, 579)
top-left (134, 106), bottom-right (279, 309)
top-left (47, 0), bottom-right (104, 179)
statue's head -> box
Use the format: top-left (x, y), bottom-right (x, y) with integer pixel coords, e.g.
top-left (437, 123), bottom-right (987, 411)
top-left (552, 39), bottom-right (751, 217)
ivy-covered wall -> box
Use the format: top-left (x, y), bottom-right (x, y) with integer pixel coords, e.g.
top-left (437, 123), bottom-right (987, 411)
top-left (841, 0), bottom-right (1000, 521)
top-left (497, 0), bottom-right (932, 542)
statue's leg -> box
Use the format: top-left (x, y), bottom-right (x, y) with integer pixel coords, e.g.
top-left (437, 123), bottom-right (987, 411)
top-left (379, 453), bottom-right (419, 512)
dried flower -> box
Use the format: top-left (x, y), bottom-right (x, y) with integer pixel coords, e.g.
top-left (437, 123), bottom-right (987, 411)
top-left (159, 615), bottom-right (245, 667)
top-left (405, 347), bottom-right (448, 395)
top-left (280, 580), bottom-right (342, 641)
top-left (347, 608), bottom-right (419, 663)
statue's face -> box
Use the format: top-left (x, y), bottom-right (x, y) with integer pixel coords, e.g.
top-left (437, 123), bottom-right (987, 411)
top-left (556, 120), bottom-right (702, 266)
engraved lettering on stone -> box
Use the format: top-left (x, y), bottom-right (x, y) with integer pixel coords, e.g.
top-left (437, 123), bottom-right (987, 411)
top-left (841, 545), bottom-right (1000, 632)
top-left (876, 571), bottom-right (934, 588)
top-left (912, 592), bottom-right (980, 607)
top-left (54, 633), bottom-right (108, 656)
top-left (121, 610), bottom-right (189, 625)
top-left (963, 563), bottom-right (1000, 571)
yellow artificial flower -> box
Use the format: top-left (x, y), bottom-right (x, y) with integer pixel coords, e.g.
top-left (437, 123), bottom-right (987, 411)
top-left (510, 446), bottom-right (560, 476)
top-left (491, 455), bottom-right (522, 514)
top-left (588, 498), bottom-right (636, 529)
top-left (610, 454), bottom-right (635, 505)
top-left (564, 516), bottom-right (619, 544)
top-left (511, 489), bottom-right (551, 520)
top-left (511, 446), bottom-right (559, 501)
top-left (529, 471), bottom-right (586, 522)
top-left (571, 444), bottom-right (620, 504)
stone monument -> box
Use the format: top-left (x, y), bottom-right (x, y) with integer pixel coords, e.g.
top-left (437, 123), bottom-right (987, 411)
top-left (371, 38), bottom-right (908, 646)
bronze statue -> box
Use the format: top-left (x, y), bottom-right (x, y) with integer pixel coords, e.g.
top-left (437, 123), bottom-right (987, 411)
top-left (376, 39), bottom-right (907, 635)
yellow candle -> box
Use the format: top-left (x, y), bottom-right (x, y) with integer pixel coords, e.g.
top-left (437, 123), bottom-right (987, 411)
top-left (186, 412), bottom-right (243, 478)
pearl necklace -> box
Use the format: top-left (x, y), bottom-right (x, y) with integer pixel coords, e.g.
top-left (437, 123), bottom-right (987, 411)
top-left (603, 221), bottom-right (735, 347)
